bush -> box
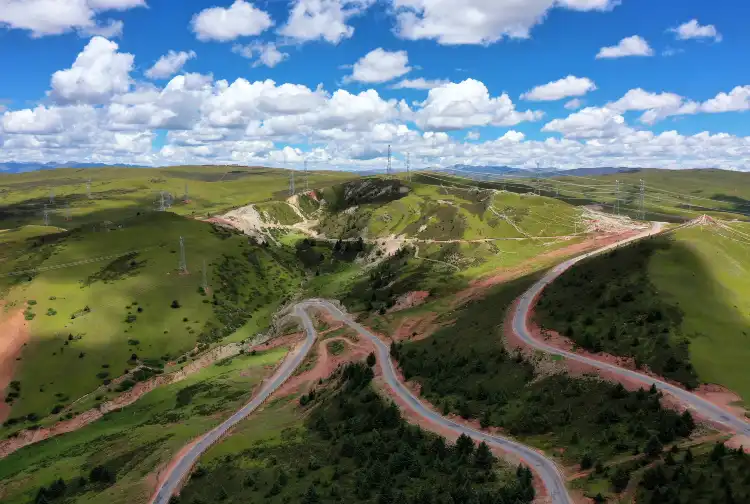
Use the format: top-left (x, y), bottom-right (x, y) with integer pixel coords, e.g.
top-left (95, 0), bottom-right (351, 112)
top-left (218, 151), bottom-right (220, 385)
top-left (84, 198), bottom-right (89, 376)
top-left (171, 300), bottom-right (181, 309)
top-left (366, 352), bottom-right (376, 367)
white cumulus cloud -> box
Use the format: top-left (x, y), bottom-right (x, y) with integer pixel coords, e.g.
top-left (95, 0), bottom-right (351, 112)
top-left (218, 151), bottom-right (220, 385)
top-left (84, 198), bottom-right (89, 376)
top-left (564, 98), bottom-right (583, 110)
top-left (279, 0), bottom-right (373, 44)
top-left (0, 0), bottom-right (145, 37)
top-left (233, 43), bottom-right (290, 68)
top-left (413, 78), bottom-right (543, 131)
top-left (145, 50), bottom-right (197, 79)
top-left (521, 75), bottom-right (596, 101)
top-left (701, 86), bottom-right (750, 113)
top-left (596, 35), bottom-right (653, 59)
top-left (542, 106), bottom-right (630, 139)
top-left (347, 48), bottom-right (411, 84)
top-left (50, 36), bottom-right (134, 104)
top-left (391, 0), bottom-right (619, 45)
top-left (670, 19), bottom-right (722, 42)
top-left (191, 0), bottom-right (273, 42)
top-left (391, 78), bottom-right (450, 90)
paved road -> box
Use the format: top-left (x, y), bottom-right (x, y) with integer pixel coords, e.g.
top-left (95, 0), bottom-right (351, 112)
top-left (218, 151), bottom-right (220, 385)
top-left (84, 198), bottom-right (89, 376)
top-left (299, 299), bottom-right (573, 504)
top-left (511, 224), bottom-right (750, 437)
top-left (151, 305), bottom-right (317, 504)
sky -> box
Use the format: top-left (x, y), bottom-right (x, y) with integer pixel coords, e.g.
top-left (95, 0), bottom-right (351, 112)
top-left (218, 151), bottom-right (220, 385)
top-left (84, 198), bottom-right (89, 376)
top-left (0, 0), bottom-right (748, 171)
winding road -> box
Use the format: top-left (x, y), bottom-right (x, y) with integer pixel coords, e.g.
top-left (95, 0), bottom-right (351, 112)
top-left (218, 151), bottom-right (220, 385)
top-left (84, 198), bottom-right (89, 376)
top-left (511, 223), bottom-right (750, 436)
top-left (153, 220), bottom-right (750, 504)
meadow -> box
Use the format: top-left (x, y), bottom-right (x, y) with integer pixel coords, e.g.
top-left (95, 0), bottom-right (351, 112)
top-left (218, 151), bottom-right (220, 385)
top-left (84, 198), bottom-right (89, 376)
top-left (0, 347), bottom-right (287, 504)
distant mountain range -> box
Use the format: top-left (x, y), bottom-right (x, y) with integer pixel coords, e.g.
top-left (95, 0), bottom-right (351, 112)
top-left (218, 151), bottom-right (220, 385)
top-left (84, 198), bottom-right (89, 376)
top-left (0, 162), bottom-right (146, 173)
top-left (448, 164), bottom-right (642, 178)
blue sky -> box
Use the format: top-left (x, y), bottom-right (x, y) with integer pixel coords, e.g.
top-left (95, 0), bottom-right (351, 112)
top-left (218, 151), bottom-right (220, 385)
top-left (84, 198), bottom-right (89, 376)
top-left (0, 0), bottom-right (748, 170)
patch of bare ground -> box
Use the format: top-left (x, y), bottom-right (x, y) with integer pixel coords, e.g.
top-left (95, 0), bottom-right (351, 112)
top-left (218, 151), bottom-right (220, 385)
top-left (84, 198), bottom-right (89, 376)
top-left (454, 230), bottom-right (641, 306)
top-left (391, 312), bottom-right (441, 343)
top-left (0, 336), bottom-right (299, 460)
top-left (146, 437), bottom-right (202, 504)
top-left (389, 290), bottom-right (430, 313)
top-left (0, 305), bottom-right (29, 423)
top-left (274, 336), bottom-right (376, 398)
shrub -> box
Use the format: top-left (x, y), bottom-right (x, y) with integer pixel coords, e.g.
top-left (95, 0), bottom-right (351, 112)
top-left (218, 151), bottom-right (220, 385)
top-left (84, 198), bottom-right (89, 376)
top-left (366, 352), bottom-right (376, 367)
top-left (171, 300), bottom-right (181, 309)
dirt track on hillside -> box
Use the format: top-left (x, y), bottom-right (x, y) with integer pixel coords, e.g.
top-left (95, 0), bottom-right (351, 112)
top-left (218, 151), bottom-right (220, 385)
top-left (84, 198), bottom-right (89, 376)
top-left (0, 305), bottom-right (29, 424)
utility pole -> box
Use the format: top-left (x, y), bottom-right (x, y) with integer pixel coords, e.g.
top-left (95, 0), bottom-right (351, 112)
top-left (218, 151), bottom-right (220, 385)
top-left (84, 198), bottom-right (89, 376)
top-left (178, 237), bottom-right (187, 274)
top-left (386, 144), bottom-right (392, 179)
top-left (639, 179), bottom-right (646, 220)
top-left (86, 178), bottom-right (92, 199)
top-left (406, 152), bottom-right (411, 182)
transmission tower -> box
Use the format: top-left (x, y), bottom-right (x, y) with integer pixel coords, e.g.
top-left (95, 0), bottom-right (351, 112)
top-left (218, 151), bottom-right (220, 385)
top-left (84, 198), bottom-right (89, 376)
top-left (183, 183), bottom-right (189, 203)
top-left (406, 152), bottom-right (411, 182)
top-left (639, 179), bottom-right (646, 220)
top-left (289, 169), bottom-right (295, 197)
top-left (43, 205), bottom-right (50, 226)
top-left (202, 259), bottom-right (208, 292)
top-left (64, 203), bottom-right (72, 222)
top-left (386, 144), bottom-right (392, 179)
top-left (159, 191), bottom-right (167, 212)
top-left (178, 236), bottom-right (187, 273)
top-left (86, 178), bottom-right (92, 199)
top-left (49, 189), bottom-right (55, 204)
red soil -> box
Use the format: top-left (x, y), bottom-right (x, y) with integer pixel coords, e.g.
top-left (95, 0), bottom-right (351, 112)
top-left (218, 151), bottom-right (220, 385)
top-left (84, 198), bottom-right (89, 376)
top-left (147, 437), bottom-right (201, 504)
top-left (0, 306), bottom-right (29, 423)
top-left (389, 291), bottom-right (430, 313)
top-left (391, 312), bottom-right (441, 342)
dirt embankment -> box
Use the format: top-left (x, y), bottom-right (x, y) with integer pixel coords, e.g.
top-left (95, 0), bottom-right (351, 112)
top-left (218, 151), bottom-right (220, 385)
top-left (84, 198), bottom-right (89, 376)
top-left (389, 291), bottom-right (430, 313)
top-left (0, 336), bottom-right (299, 460)
top-left (0, 306), bottom-right (30, 424)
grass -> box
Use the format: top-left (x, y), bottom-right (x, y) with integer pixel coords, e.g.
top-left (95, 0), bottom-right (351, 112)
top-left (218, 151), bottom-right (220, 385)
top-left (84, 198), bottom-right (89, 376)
top-left (0, 347), bottom-right (287, 504)
top-left (326, 340), bottom-right (346, 356)
top-left (176, 361), bottom-right (536, 504)
top-left (0, 211), bottom-right (303, 426)
top-left (0, 166), bottom-right (356, 229)
top-left (648, 224), bottom-right (750, 404)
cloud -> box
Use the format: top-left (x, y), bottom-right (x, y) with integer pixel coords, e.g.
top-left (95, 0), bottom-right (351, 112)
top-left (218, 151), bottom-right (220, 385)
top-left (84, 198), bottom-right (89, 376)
top-left (391, 0), bottom-right (619, 45)
top-left (670, 19), bottom-right (722, 42)
top-left (564, 98), bottom-right (583, 110)
top-left (0, 0), bottom-right (145, 37)
top-left (701, 86), bottom-right (750, 113)
top-left (233, 42), bottom-right (289, 68)
top-left (2, 105), bottom-right (65, 134)
top-left (608, 88), bottom-right (697, 124)
top-left (191, 0), bottom-right (273, 42)
top-left (391, 78), bottom-right (450, 90)
top-left (413, 78), bottom-right (543, 131)
top-left (279, 0), bottom-right (372, 44)
top-left (347, 48), bottom-right (411, 84)
top-left (542, 106), bottom-right (630, 139)
top-left (145, 50), bottom-right (197, 79)
top-left (50, 36), bottom-right (134, 105)
top-left (80, 19), bottom-right (124, 38)
top-left (521, 75), bottom-right (596, 101)
top-left (596, 35), bottom-right (653, 59)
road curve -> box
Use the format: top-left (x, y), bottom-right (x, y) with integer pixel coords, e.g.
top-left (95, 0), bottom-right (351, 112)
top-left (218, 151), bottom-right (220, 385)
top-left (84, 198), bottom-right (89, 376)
top-left (151, 305), bottom-right (317, 504)
top-left (298, 299), bottom-right (573, 504)
top-left (511, 224), bottom-right (750, 436)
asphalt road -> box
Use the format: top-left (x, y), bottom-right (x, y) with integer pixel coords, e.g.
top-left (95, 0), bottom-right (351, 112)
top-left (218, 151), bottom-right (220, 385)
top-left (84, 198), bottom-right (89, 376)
top-left (511, 224), bottom-right (750, 437)
top-left (151, 305), bottom-right (317, 504)
top-left (301, 300), bottom-right (573, 504)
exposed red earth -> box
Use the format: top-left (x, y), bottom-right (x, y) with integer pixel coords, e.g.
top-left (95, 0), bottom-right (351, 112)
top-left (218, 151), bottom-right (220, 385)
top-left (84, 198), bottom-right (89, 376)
top-left (0, 305), bottom-right (29, 424)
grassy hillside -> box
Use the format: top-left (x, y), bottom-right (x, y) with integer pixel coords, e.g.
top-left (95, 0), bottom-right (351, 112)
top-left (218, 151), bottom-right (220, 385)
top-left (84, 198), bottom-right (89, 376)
top-left (176, 361), bottom-right (536, 504)
top-left (392, 276), bottom-right (695, 467)
top-left (0, 166), bottom-right (355, 229)
top-left (1, 211), bottom-right (303, 425)
top-left (315, 177), bottom-right (580, 241)
top-left (0, 347), bottom-right (286, 504)
top-left (536, 222), bottom-right (750, 403)
top-left (552, 168), bottom-right (750, 222)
